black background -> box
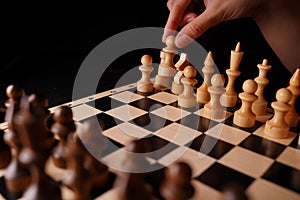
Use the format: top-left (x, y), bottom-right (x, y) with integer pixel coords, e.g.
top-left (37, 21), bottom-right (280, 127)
top-left (0, 0), bottom-right (294, 109)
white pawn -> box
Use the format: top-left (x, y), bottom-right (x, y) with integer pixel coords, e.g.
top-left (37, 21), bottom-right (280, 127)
top-left (137, 55), bottom-right (154, 93)
top-left (233, 80), bottom-right (258, 128)
top-left (178, 66), bottom-right (198, 108)
top-left (203, 74), bottom-right (226, 119)
top-left (264, 88), bottom-right (293, 139)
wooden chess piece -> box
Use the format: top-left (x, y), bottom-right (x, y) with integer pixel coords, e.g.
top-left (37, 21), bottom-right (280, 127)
top-left (114, 140), bottom-right (154, 200)
top-left (79, 120), bottom-right (110, 191)
top-left (220, 42), bottom-right (243, 107)
top-left (233, 80), bottom-right (258, 128)
top-left (252, 59), bottom-right (272, 116)
top-left (285, 68), bottom-right (300, 127)
top-left (203, 74), bottom-right (226, 119)
top-left (160, 161), bottom-right (195, 200)
top-left (63, 133), bottom-right (92, 200)
top-left (197, 51), bottom-right (215, 104)
top-left (171, 53), bottom-right (189, 94)
top-left (14, 96), bottom-right (61, 200)
top-left (264, 88), bottom-right (293, 139)
top-left (51, 106), bottom-right (76, 169)
top-left (153, 35), bottom-right (177, 90)
top-left (3, 85), bottom-right (31, 199)
top-left (178, 66), bottom-right (198, 108)
top-left (222, 182), bottom-right (248, 200)
top-left (137, 55), bottom-right (154, 93)
top-left (0, 129), bottom-right (11, 169)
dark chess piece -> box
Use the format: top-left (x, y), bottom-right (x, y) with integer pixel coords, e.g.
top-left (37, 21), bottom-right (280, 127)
top-left (79, 120), bottom-right (110, 191)
top-left (51, 106), bottom-right (76, 169)
top-left (222, 182), bottom-right (248, 200)
top-left (160, 161), bottom-right (195, 200)
top-left (14, 96), bottom-right (62, 200)
top-left (0, 129), bottom-right (11, 169)
top-left (3, 85), bottom-right (31, 199)
top-left (114, 140), bottom-right (155, 200)
top-left (62, 133), bottom-right (92, 200)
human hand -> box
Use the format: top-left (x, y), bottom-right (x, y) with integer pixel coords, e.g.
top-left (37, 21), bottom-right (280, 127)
top-left (163, 0), bottom-right (266, 48)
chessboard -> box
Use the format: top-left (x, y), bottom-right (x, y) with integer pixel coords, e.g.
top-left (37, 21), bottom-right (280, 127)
top-left (0, 79), bottom-right (299, 200)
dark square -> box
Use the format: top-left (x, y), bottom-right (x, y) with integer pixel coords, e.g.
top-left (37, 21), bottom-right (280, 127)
top-left (81, 113), bottom-right (123, 131)
top-left (0, 109), bottom-right (5, 123)
top-left (196, 162), bottom-right (254, 191)
top-left (289, 121), bottom-right (300, 134)
top-left (239, 135), bottom-right (286, 159)
top-left (130, 113), bottom-right (172, 132)
top-left (262, 162), bottom-right (300, 193)
top-left (224, 115), bottom-right (263, 133)
top-left (139, 135), bottom-right (179, 159)
top-left (129, 98), bottom-right (165, 112)
top-left (176, 114), bottom-right (219, 132)
top-left (289, 134), bottom-right (300, 149)
top-left (101, 138), bottom-right (124, 157)
top-left (187, 134), bottom-right (234, 159)
top-left (86, 96), bottom-right (124, 112)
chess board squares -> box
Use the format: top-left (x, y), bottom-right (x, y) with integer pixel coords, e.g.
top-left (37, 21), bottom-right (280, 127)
top-left (105, 105), bottom-right (147, 122)
top-left (150, 105), bottom-right (191, 122)
top-left (247, 179), bottom-right (300, 200)
top-left (71, 104), bottom-right (102, 121)
top-left (129, 97), bottom-right (165, 112)
top-left (176, 114), bottom-right (219, 132)
top-left (130, 113), bottom-right (173, 132)
top-left (196, 162), bottom-right (255, 191)
top-left (276, 147), bottom-right (300, 171)
top-left (158, 146), bottom-right (215, 178)
top-left (205, 124), bottom-right (250, 145)
top-left (253, 124), bottom-right (297, 146)
top-left (187, 134), bottom-right (235, 159)
top-left (102, 122), bottom-right (150, 146)
top-left (81, 113), bottom-right (123, 131)
top-left (224, 115), bottom-right (263, 133)
top-left (262, 162), bottom-right (300, 193)
top-left (218, 146), bottom-right (274, 178)
top-left (191, 180), bottom-right (222, 200)
top-left (289, 134), bottom-right (300, 149)
top-left (194, 108), bottom-right (232, 123)
top-left (239, 135), bottom-right (287, 159)
top-left (86, 96), bottom-right (125, 112)
top-left (110, 90), bottom-right (144, 103)
top-left (147, 91), bottom-right (178, 104)
top-left (154, 123), bottom-right (202, 146)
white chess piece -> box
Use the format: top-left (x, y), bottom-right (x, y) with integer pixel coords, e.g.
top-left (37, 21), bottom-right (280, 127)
top-left (137, 55), bottom-right (154, 93)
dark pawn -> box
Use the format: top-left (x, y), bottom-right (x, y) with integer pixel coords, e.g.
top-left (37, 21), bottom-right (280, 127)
top-left (0, 130), bottom-right (11, 169)
top-left (222, 182), bottom-right (248, 200)
top-left (160, 161), bottom-right (195, 200)
top-left (51, 106), bottom-right (76, 168)
top-left (114, 140), bottom-right (155, 200)
top-left (62, 133), bottom-right (92, 200)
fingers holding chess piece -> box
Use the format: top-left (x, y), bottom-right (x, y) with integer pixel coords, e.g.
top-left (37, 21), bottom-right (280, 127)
top-left (233, 80), bottom-right (258, 128)
top-left (264, 88), bottom-right (293, 139)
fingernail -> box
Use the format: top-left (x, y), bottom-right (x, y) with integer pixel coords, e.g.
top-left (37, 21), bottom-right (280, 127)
top-left (175, 34), bottom-right (192, 48)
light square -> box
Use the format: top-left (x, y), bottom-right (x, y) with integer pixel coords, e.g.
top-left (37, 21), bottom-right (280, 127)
top-left (205, 123), bottom-right (250, 145)
top-left (71, 104), bottom-right (102, 121)
top-left (151, 105), bottom-right (190, 122)
top-left (246, 179), bottom-right (300, 200)
top-left (158, 146), bottom-right (216, 178)
top-left (191, 180), bottom-right (222, 200)
top-left (218, 146), bottom-right (274, 178)
top-left (105, 105), bottom-right (147, 121)
top-left (148, 92), bottom-right (177, 104)
top-left (253, 124), bottom-right (297, 146)
top-left (110, 91), bottom-right (144, 103)
top-left (194, 108), bottom-right (232, 122)
top-left (155, 123), bottom-right (202, 146)
top-left (103, 122), bottom-right (150, 146)
top-left (276, 147), bottom-right (300, 170)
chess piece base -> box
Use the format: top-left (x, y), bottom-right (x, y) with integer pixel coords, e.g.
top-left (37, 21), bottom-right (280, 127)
top-left (264, 120), bottom-right (289, 139)
top-left (171, 82), bottom-right (183, 95)
top-left (233, 111), bottom-right (255, 128)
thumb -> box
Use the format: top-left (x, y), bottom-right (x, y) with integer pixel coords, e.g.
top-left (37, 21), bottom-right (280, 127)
top-left (175, 8), bottom-right (222, 48)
